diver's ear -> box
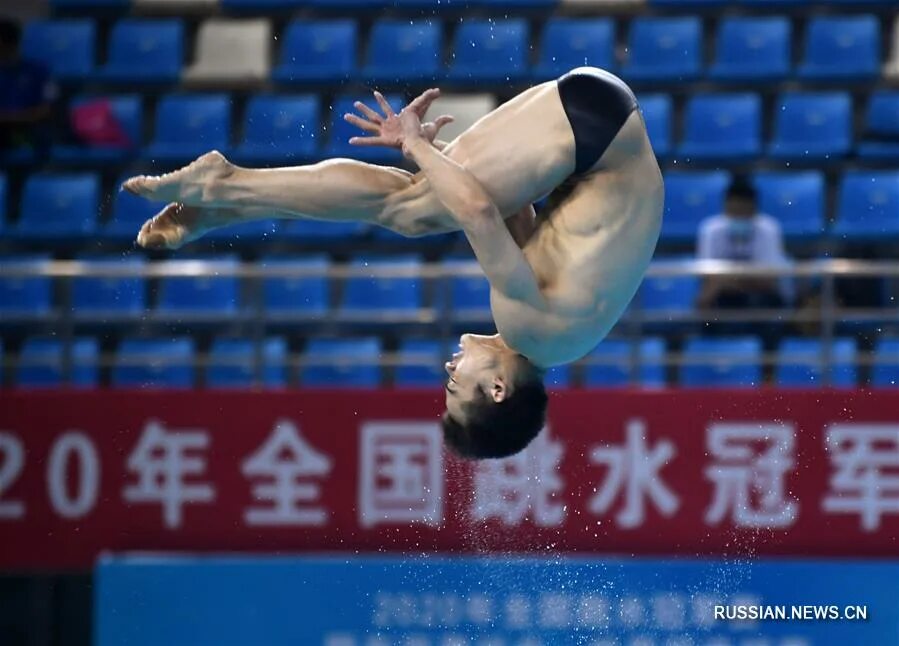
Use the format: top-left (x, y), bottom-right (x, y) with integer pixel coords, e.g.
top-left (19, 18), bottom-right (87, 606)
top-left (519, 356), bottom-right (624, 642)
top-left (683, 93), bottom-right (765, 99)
top-left (490, 376), bottom-right (508, 403)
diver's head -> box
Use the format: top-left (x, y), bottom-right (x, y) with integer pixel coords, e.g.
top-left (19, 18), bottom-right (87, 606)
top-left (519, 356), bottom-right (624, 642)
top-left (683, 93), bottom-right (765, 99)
top-left (442, 333), bottom-right (547, 459)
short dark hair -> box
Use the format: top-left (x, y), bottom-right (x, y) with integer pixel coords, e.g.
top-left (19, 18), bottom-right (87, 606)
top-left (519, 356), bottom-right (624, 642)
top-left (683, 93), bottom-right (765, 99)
top-left (441, 375), bottom-right (548, 460)
top-left (726, 177), bottom-right (757, 203)
top-left (0, 19), bottom-right (21, 49)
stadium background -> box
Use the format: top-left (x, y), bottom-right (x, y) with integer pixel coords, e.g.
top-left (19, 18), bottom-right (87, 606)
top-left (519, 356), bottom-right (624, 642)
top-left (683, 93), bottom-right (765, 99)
top-left (1, 0), bottom-right (898, 643)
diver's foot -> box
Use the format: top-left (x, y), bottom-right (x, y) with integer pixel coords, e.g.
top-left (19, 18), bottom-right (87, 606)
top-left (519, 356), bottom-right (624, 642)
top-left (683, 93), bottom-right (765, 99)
top-left (136, 203), bottom-right (217, 250)
top-left (123, 150), bottom-right (235, 206)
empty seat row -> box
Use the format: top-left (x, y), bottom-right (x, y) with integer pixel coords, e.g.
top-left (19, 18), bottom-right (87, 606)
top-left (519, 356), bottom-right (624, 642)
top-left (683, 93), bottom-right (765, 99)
top-left (9, 89), bottom-right (896, 168)
top-left (3, 169), bottom-right (895, 244)
top-left (6, 336), bottom-right (899, 388)
top-left (21, 16), bottom-right (896, 86)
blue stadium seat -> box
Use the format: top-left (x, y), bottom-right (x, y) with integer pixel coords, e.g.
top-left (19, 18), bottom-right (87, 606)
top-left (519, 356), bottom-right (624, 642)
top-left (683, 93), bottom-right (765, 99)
top-left (544, 364), bottom-right (571, 389)
top-left (637, 94), bottom-right (672, 159)
top-left (446, 19), bottom-right (529, 84)
top-left (325, 95), bottom-right (403, 163)
top-left (832, 172), bottom-right (899, 241)
top-left (441, 260), bottom-right (490, 319)
top-left (872, 339), bottom-right (899, 388)
top-left (16, 174), bottom-right (99, 238)
top-left (710, 17), bottom-right (791, 82)
top-left (754, 172), bottom-right (826, 240)
top-left (680, 337), bottom-right (762, 388)
top-left (798, 16), bottom-right (881, 80)
top-left (0, 256), bottom-right (52, 319)
top-left (301, 337), bottom-right (382, 387)
top-left (262, 256), bottom-right (330, 317)
top-left (639, 274), bottom-right (700, 318)
top-left (113, 338), bottom-right (195, 389)
top-left (858, 92), bottom-right (899, 162)
top-left (52, 95), bottom-right (143, 164)
top-left (776, 338), bottom-right (857, 388)
top-left (204, 220), bottom-right (281, 244)
top-left (340, 257), bottom-right (422, 316)
top-left (362, 21), bottom-right (442, 83)
top-left (534, 19), bottom-right (615, 81)
top-left (281, 219), bottom-right (367, 241)
top-left (233, 95), bottom-right (319, 165)
top-left (97, 20), bottom-right (183, 84)
top-left (21, 20), bottom-right (95, 81)
top-left (678, 94), bottom-right (761, 161)
top-left (768, 93), bottom-right (852, 162)
top-left (104, 177), bottom-right (165, 242)
top-left (206, 338), bottom-right (287, 388)
top-left (395, 339), bottom-right (445, 387)
top-left (156, 257), bottom-right (240, 317)
top-left (16, 338), bottom-right (98, 388)
top-left (145, 94), bottom-right (231, 163)
top-left (660, 171), bottom-right (730, 242)
top-left (623, 18), bottom-right (702, 83)
top-left (273, 21), bottom-right (357, 84)
top-left (583, 338), bottom-right (665, 387)
top-left (72, 257), bottom-right (146, 318)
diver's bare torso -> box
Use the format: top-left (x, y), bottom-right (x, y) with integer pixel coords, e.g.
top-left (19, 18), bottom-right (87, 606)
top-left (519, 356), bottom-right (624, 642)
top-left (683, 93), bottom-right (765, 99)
top-left (422, 82), bottom-right (664, 368)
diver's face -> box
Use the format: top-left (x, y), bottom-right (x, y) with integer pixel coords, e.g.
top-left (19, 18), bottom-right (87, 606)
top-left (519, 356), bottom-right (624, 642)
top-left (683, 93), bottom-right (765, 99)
top-left (444, 334), bottom-right (505, 420)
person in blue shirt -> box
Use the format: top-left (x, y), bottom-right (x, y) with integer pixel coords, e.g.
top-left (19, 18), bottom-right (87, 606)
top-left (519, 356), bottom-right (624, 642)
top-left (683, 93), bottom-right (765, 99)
top-left (0, 18), bottom-right (56, 159)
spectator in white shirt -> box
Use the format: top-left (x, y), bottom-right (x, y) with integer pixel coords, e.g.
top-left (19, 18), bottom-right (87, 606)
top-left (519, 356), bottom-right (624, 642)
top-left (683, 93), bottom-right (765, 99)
top-left (696, 178), bottom-right (791, 345)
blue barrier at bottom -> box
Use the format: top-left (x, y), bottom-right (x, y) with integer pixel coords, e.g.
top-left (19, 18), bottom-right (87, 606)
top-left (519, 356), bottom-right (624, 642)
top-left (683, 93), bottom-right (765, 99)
top-left (95, 556), bottom-right (899, 646)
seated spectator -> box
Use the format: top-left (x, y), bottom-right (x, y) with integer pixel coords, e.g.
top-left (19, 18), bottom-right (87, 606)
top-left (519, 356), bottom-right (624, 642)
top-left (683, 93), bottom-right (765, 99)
top-left (0, 18), bottom-right (56, 160)
top-left (696, 178), bottom-right (792, 346)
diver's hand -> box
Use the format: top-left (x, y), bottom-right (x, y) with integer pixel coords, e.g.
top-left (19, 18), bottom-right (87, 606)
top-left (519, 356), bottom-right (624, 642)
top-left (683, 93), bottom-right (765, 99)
top-left (344, 88), bottom-right (453, 149)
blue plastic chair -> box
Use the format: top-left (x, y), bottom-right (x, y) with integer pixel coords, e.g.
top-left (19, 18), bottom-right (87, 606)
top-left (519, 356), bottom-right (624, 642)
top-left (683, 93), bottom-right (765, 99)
top-left (710, 17), bottom-right (791, 82)
top-left (768, 93), bottom-right (852, 162)
top-left (680, 337), bottom-right (762, 388)
top-left (776, 338), bottom-right (857, 388)
top-left (301, 337), bottom-right (382, 387)
top-left (72, 257), bottom-right (146, 318)
top-left (21, 20), bottom-right (95, 80)
top-left (156, 257), bottom-right (240, 317)
top-left (660, 171), bottom-right (731, 242)
top-left (0, 256), bottom-right (52, 319)
top-left (325, 95), bottom-right (403, 163)
top-left (448, 268), bottom-right (491, 319)
top-left (233, 95), bottom-right (319, 165)
top-left (623, 18), bottom-right (702, 83)
top-left (639, 275), bottom-right (700, 318)
top-left (754, 172), bottom-right (826, 240)
top-left (98, 20), bottom-right (183, 84)
top-left (637, 94), bottom-right (672, 159)
top-left (798, 16), bottom-right (880, 80)
top-left (583, 338), bottom-right (666, 387)
top-left (534, 19), bottom-right (615, 80)
top-left (362, 21), bottom-right (442, 83)
top-left (113, 338), bottom-right (195, 389)
top-left (395, 339), bottom-right (445, 387)
top-left (16, 174), bottom-right (99, 239)
top-left (446, 19), bottom-right (529, 84)
top-left (832, 172), bottom-right (899, 241)
top-left (145, 94), bottom-right (231, 163)
top-left (104, 177), bottom-right (165, 242)
top-left (52, 95), bottom-right (142, 164)
top-left (16, 338), bottom-right (98, 388)
top-left (273, 21), bottom-right (357, 84)
top-left (872, 339), bottom-right (899, 388)
top-left (340, 257), bottom-right (422, 315)
top-left (859, 92), bottom-right (899, 162)
top-left (678, 94), bottom-right (761, 161)
top-left (262, 256), bottom-right (330, 317)
top-left (206, 338), bottom-right (287, 388)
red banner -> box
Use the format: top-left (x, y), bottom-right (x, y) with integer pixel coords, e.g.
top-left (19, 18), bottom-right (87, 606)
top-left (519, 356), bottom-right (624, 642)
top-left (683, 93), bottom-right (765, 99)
top-left (1, 390), bottom-right (899, 570)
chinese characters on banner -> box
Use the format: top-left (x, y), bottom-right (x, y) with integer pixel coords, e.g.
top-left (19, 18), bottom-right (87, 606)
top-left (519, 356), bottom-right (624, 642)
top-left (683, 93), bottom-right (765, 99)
top-left (1, 390), bottom-right (898, 568)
